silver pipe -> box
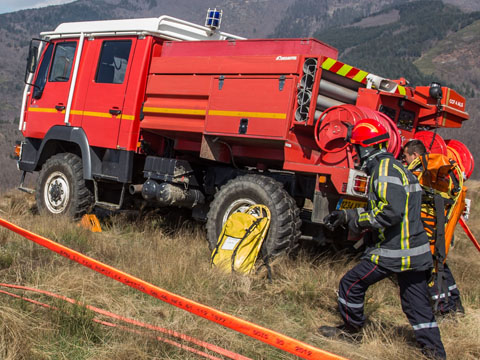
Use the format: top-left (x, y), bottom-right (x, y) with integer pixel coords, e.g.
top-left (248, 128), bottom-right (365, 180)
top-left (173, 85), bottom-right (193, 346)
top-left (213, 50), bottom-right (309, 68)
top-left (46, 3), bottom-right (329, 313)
top-left (318, 79), bottom-right (358, 104)
top-left (303, 58), bottom-right (318, 75)
top-left (297, 90), bottom-right (311, 106)
top-left (314, 110), bottom-right (323, 121)
top-left (129, 184), bottom-right (143, 195)
top-left (316, 94), bottom-right (345, 111)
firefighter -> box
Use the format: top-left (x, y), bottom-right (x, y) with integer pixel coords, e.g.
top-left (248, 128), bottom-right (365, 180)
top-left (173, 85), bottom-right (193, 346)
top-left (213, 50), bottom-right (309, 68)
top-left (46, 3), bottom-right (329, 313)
top-left (319, 119), bottom-right (446, 359)
top-left (403, 139), bottom-right (465, 316)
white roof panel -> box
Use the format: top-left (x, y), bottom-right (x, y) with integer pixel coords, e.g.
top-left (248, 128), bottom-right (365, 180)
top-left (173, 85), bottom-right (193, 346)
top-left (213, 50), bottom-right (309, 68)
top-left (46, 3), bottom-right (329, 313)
top-left (41, 15), bottom-right (245, 41)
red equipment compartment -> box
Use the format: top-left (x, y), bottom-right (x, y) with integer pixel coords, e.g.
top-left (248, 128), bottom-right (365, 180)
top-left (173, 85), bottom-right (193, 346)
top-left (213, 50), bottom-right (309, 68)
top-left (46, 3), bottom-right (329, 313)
top-left (415, 86), bottom-right (468, 128)
top-left (142, 55), bottom-right (303, 142)
top-left (161, 38), bottom-right (338, 59)
top-left (149, 55), bottom-right (303, 75)
top-left (205, 76), bottom-right (295, 139)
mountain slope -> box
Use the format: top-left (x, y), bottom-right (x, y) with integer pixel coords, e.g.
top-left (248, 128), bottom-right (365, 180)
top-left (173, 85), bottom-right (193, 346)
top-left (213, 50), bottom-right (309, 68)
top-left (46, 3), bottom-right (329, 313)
top-left (415, 20), bottom-right (480, 177)
top-left (312, 1), bottom-right (480, 87)
top-left (0, 0), bottom-right (296, 123)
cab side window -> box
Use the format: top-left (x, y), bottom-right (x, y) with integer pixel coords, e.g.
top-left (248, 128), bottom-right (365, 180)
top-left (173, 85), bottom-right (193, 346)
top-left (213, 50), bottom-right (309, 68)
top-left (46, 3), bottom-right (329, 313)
top-left (33, 44), bottom-right (54, 99)
top-left (95, 40), bottom-right (132, 84)
top-left (49, 41), bottom-right (77, 82)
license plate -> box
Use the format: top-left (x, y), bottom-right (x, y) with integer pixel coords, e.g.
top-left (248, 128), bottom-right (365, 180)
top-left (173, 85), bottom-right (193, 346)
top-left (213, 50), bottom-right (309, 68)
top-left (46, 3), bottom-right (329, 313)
top-left (337, 198), bottom-right (366, 210)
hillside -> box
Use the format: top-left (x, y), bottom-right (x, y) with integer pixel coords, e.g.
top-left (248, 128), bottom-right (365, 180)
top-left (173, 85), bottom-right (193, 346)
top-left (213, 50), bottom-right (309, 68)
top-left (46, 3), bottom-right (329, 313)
top-left (313, 1), bottom-right (480, 89)
top-left (0, 124), bottom-right (23, 192)
top-left (0, 188), bottom-right (479, 359)
top-left (415, 19), bottom-right (480, 176)
top-left (0, 0), bottom-right (300, 124)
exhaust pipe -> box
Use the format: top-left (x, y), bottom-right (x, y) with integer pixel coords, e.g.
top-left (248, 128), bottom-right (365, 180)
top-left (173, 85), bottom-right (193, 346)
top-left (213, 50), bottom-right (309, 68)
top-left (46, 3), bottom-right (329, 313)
top-left (140, 180), bottom-right (205, 208)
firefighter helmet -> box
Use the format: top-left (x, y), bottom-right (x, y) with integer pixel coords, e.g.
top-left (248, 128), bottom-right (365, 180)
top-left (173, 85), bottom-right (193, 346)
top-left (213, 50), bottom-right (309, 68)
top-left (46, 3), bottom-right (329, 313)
top-left (350, 118), bottom-right (389, 147)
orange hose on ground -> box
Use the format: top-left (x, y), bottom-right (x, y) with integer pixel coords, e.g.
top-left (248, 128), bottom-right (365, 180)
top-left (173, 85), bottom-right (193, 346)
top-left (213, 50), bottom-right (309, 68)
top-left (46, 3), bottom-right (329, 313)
top-left (0, 283), bottom-right (249, 360)
top-left (0, 217), bottom-right (347, 360)
top-left (0, 288), bottom-right (222, 360)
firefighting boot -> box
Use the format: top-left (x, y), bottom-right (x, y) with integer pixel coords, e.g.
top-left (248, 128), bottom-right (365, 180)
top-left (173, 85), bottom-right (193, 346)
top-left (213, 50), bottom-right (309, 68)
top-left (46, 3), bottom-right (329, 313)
top-left (317, 323), bottom-right (362, 342)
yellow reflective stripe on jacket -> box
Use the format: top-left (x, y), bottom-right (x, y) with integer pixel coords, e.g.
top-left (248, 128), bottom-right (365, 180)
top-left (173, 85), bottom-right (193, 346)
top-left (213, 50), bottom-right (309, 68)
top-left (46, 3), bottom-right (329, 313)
top-left (393, 163), bottom-right (411, 270)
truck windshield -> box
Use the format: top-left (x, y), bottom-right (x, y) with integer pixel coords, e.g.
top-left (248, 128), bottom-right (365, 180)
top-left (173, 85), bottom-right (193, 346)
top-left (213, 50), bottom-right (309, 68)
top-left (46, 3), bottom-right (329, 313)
top-left (33, 44), bottom-right (54, 99)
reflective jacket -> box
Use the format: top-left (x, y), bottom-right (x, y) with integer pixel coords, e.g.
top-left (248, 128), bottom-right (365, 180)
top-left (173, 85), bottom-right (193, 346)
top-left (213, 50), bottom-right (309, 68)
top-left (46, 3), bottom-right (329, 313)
top-left (357, 152), bottom-right (432, 272)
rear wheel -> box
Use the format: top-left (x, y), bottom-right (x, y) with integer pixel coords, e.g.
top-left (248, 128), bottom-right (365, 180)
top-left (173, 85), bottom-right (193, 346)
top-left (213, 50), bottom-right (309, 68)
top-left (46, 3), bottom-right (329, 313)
top-left (206, 174), bottom-right (301, 258)
top-left (36, 153), bottom-right (93, 218)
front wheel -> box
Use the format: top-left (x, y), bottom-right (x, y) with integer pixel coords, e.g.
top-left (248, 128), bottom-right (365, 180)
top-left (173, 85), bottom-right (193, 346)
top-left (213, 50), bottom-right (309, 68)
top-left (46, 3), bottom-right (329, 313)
top-left (36, 153), bottom-right (93, 218)
top-left (206, 174), bottom-right (301, 258)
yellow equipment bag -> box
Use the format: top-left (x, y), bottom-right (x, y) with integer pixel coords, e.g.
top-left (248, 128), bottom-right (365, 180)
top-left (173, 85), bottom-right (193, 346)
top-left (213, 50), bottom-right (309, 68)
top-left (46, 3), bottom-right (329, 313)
top-left (211, 205), bottom-right (271, 274)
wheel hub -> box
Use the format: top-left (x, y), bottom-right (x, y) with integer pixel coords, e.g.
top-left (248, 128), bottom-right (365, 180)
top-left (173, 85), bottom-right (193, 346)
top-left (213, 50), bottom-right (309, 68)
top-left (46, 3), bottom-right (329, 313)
top-left (44, 171), bottom-right (70, 214)
top-left (222, 198), bottom-right (256, 225)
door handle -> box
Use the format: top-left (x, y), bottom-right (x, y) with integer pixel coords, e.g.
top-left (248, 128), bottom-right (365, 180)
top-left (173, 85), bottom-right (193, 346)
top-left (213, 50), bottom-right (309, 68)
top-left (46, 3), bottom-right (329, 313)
top-left (55, 105), bottom-right (65, 111)
top-left (109, 109), bottom-right (122, 116)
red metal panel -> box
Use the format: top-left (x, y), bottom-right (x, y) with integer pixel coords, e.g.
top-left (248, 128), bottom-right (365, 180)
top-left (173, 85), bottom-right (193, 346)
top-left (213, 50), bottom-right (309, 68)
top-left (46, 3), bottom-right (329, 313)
top-left (141, 75), bottom-right (211, 135)
top-left (145, 74), bottom-right (211, 96)
top-left (150, 55), bottom-right (302, 75)
top-left (161, 38), bottom-right (338, 59)
top-left (205, 76), bottom-right (295, 140)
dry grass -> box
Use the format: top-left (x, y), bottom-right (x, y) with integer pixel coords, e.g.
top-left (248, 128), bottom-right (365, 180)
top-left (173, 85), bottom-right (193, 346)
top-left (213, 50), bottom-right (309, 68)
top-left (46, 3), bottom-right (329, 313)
top-left (0, 186), bottom-right (479, 359)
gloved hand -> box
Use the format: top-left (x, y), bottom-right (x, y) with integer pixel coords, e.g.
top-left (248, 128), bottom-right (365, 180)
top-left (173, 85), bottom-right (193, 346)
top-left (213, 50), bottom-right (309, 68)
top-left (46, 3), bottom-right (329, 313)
top-left (323, 210), bottom-right (347, 231)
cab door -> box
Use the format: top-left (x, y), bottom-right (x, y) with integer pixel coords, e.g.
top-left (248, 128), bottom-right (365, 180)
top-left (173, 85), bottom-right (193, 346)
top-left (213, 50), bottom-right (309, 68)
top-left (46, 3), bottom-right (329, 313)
top-left (25, 40), bottom-right (77, 139)
top-left (80, 38), bottom-right (136, 149)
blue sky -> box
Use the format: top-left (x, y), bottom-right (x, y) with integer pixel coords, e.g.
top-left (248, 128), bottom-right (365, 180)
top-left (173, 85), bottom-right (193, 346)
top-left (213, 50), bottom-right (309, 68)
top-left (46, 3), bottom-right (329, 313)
top-left (0, 0), bottom-right (76, 14)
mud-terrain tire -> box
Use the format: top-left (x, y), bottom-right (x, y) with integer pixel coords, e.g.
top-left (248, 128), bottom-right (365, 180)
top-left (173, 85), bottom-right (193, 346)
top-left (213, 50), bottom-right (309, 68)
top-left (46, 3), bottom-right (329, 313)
top-left (36, 153), bottom-right (93, 218)
top-left (206, 174), bottom-right (301, 258)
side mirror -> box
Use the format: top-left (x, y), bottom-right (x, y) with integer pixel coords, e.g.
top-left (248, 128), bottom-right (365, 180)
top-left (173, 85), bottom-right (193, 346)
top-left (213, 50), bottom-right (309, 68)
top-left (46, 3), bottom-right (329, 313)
top-left (24, 40), bottom-right (39, 84)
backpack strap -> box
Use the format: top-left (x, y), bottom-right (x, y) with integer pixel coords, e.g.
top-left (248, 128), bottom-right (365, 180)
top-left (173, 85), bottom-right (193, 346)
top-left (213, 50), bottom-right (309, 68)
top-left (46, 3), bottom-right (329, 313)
top-left (230, 217), bottom-right (263, 273)
top-left (433, 194), bottom-right (448, 310)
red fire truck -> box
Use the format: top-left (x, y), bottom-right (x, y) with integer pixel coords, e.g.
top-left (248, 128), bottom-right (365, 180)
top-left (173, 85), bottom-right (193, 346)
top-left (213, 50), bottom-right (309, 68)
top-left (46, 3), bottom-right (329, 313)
top-left (17, 12), bottom-right (473, 257)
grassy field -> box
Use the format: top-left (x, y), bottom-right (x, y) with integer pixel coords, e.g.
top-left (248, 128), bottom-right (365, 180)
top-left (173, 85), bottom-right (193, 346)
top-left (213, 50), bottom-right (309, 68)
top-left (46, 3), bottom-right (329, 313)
top-left (0, 186), bottom-right (479, 360)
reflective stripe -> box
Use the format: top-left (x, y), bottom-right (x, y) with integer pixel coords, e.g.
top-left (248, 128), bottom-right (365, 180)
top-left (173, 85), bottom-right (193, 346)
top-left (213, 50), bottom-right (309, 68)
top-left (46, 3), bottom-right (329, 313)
top-left (368, 210), bottom-right (383, 228)
top-left (431, 292), bottom-right (452, 300)
top-left (209, 109), bottom-right (287, 119)
top-left (369, 243), bottom-right (431, 258)
top-left (392, 162), bottom-right (411, 270)
top-left (413, 322), bottom-right (438, 331)
top-left (377, 175), bottom-right (403, 187)
top-left (143, 107), bottom-right (206, 116)
top-left (352, 70), bottom-right (368, 82)
top-left (338, 297), bottom-right (363, 309)
top-left (337, 64), bottom-right (353, 76)
top-left (29, 107), bottom-right (135, 120)
top-left (405, 183), bottom-right (422, 193)
top-left (431, 285), bottom-right (458, 300)
top-left (397, 85), bottom-right (406, 96)
top-left (321, 57), bottom-right (337, 70)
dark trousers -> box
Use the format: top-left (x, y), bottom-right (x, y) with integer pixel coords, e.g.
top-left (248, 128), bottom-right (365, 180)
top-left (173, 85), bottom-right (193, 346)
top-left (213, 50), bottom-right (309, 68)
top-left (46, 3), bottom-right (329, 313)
top-left (338, 259), bottom-right (446, 359)
top-left (427, 262), bottom-right (462, 314)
